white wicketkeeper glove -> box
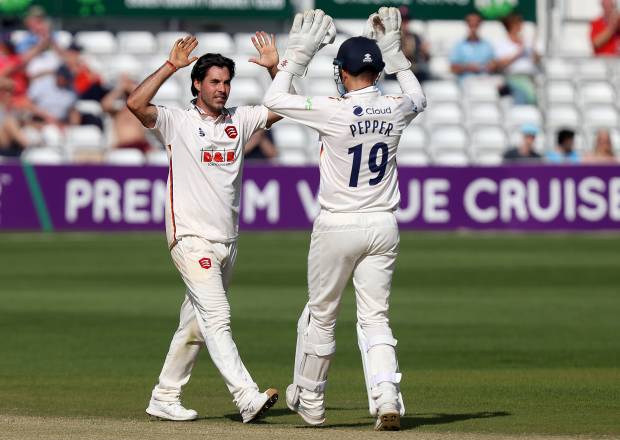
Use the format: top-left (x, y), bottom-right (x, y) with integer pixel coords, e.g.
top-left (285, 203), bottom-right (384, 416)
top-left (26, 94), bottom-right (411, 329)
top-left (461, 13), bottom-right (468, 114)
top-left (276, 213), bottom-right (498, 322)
top-left (364, 7), bottom-right (411, 75)
top-left (278, 9), bottom-right (337, 77)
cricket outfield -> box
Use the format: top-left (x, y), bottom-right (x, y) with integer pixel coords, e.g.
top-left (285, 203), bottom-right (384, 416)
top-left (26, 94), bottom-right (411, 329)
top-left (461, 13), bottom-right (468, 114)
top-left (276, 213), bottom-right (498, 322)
top-left (0, 232), bottom-right (618, 439)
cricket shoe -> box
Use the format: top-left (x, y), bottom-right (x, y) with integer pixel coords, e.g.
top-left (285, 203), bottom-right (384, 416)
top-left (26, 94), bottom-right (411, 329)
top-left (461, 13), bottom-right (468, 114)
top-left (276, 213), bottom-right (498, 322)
top-left (146, 399), bottom-right (198, 421)
top-left (285, 384), bottom-right (325, 426)
top-left (374, 405), bottom-right (400, 431)
top-left (241, 388), bottom-right (279, 423)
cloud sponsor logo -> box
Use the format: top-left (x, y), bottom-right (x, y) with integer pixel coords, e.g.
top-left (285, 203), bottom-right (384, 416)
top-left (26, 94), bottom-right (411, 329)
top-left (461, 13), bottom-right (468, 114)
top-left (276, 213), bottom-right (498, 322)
top-left (353, 105), bottom-right (364, 116)
top-left (353, 106), bottom-right (392, 116)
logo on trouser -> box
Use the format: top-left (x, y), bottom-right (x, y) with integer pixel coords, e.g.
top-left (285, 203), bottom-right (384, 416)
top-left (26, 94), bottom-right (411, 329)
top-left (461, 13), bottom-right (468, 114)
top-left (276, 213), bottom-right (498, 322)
top-left (199, 258), bottom-right (212, 269)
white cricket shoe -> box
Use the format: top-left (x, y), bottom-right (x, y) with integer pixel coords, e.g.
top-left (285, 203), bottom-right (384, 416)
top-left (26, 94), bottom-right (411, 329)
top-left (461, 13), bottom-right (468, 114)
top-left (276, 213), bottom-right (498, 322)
top-left (240, 388), bottom-right (279, 423)
top-left (285, 384), bottom-right (325, 425)
top-left (146, 399), bottom-right (198, 421)
top-left (374, 404), bottom-right (400, 431)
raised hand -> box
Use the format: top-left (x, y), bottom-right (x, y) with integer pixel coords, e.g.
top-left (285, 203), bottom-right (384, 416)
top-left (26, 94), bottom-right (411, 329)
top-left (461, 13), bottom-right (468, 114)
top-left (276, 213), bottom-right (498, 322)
top-left (366, 7), bottom-right (410, 74)
top-left (249, 32), bottom-right (279, 70)
top-left (168, 36), bottom-right (199, 69)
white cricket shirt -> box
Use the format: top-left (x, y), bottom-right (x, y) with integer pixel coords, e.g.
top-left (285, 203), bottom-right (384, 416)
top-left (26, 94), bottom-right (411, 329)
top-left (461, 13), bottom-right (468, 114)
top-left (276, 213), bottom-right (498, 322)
top-left (153, 103), bottom-right (268, 247)
top-left (264, 72), bottom-right (425, 213)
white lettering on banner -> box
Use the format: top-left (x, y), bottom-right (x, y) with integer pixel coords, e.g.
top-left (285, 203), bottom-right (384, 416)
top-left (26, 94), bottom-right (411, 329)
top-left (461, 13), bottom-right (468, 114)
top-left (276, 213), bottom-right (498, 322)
top-left (65, 178), bottom-right (166, 223)
top-left (463, 178), bottom-right (498, 223)
top-left (93, 179), bottom-right (122, 223)
top-left (297, 180), bottom-right (321, 221)
top-left (500, 179), bottom-right (528, 222)
top-left (395, 180), bottom-right (421, 222)
top-left (610, 178), bottom-right (620, 221)
top-left (151, 180), bottom-right (167, 223)
top-left (242, 180), bottom-right (279, 223)
top-left (124, 179), bottom-right (151, 223)
top-left (66, 179), bottom-right (93, 222)
top-left (528, 179), bottom-right (561, 222)
top-left (578, 177), bottom-right (607, 222)
top-left (564, 178), bottom-right (576, 221)
top-left (423, 179), bottom-right (450, 223)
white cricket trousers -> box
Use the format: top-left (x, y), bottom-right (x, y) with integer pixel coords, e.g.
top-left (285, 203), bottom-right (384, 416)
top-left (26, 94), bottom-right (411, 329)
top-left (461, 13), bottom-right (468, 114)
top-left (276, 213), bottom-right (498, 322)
top-left (303, 209), bottom-right (400, 404)
top-left (151, 236), bottom-right (259, 409)
top-left (307, 210), bottom-right (399, 334)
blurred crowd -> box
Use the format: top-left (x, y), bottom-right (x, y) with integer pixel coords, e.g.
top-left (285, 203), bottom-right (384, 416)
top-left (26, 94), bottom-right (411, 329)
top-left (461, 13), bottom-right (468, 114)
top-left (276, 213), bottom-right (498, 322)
top-left (0, 3), bottom-right (619, 164)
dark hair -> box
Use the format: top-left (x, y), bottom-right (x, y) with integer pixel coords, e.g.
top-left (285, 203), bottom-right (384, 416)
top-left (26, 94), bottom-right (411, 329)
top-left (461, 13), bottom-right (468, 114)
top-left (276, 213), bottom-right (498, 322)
top-left (557, 129), bottom-right (575, 145)
top-left (190, 53), bottom-right (235, 97)
top-left (501, 12), bottom-right (523, 32)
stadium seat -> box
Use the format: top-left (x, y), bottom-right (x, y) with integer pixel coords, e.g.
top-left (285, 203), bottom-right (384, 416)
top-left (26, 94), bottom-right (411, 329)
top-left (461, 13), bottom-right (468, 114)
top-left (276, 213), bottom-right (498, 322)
top-left (307, 56), bottom-right (337, 79)
top-left (467, 103), bottom-right (502, 126)
top-left (108, 54), bottom-right (142, 79)
top-left (75, 100), bottom-right (103, 116)
top-left (56, 30), bottom-right (73, 49)
top-left (117, 31), bottom-right (157, 55)
top-left (425, 102), bottom-right (463, 126)
top-left (544, 58), bottom-right (577, 81)
top-left (583, 105), bottom-right (619, 128)
top-left (234, 33), bottom-right (259, 55)
top-left (430, 125), bottom-right (468, 151)
top-left (462, 77), bottom-right (501, 102)
top-left (479, 21), bottom-right (507, 43)
top-left (432, 150), bottom-right (469, 166)
top-left (397, 150), bottom-right (430, 166)
top-left (196, 32), bottom-right (235, 55)
top-left (21, 147), bottom-right (64, 165)
top-left (423, 80), bottom-right (461, 102)
top-left (105, 148), bottom-right (145, 165)
top-left (579, 81), bottom-right (616, 106)
top-left (307, 78), bottom-right (339, 97)
top-left (157, 32), bottom-right (187, 53)
top-left (277, 150), bottom-right (308, 166)
top-left (429, 56), bottom-right (453, 79)
top-left (399, 125), bottom-right (428, 152)
top-left (75, 31), bottom-right (117, 54)
top-left (272, 123), bottom-right (309, 150)
top-left (564, 0), bottom-right (601, 20)
top-left (557, 23), bottom-right (593, 57)
top-left (226, 78), bottom-right (264, 106)
top-left (154, 80), bottom-right (182, 102)
top-left (65, 125), bottom-right (104, 152)
top-left (319, 34), bottom-right (349, 58)
top-left (427, 20), bottom-right (467, 55)
top-left (474, 151), bottom-right (503, 166)
top-left (545, 81), bottom-right (576, 104)
top-left (576, 59), bottom-right (610, 81)
top-left (146, 149), bottom-right (170, 166)
top-left (470, 126), bottom-right (508, 152)
top-left (232, 55), bottom-right (266, 78)
top-left (505, 105), bottom-right (542, 130)
top-left (546, 105), bottom-right (581, 129)
top-left (380, 79), bottom-right (403, 95)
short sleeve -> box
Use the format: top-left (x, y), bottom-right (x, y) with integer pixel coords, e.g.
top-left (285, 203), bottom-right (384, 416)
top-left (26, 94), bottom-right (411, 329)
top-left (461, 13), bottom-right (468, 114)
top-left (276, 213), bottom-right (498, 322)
top-left (449, 42), bottom-right (463, 64)
top-left (237, 105), bottom-right (269, 136)
top-left (152, 105), bottom-right (178, 144)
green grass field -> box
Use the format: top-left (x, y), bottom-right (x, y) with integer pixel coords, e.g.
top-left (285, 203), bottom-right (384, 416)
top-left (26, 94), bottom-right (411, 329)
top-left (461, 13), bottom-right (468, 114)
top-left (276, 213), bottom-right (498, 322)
top-left (0, 232), bottom-right (619, 438)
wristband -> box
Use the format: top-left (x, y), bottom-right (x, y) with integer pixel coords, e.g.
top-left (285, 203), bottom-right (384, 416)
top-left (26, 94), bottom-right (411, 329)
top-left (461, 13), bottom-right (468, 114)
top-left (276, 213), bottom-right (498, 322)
top-left (165, 60), bottom-right (178, 72)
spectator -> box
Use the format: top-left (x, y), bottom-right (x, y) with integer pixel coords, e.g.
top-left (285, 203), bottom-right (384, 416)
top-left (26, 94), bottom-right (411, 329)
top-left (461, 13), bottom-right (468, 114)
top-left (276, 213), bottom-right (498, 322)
top-left (591, 0), bottom-right (620, 56)
top-left (503, 123), bottom-right (542, 162)
top-left (546, 129), bottom-right (580, 164)
top-left (59, 43), bottom-right (108, 101)
top-left (584, 129), bottom-right (617, 163)
top-left (0, 35), bottom-right (48, 108)
top-left (450, 12), bottom-right (496, 81)
top-left (15, 6), bottom-right (56, 54)
top-left (244, 129), bottom-right (277, 160)
top-left (385, 6), bottom-right (431, 83)
top-left (494, 13), bottom-right (541, 105)
top-left (101, 74), bottom-right (151, 152)
top-left (0, 104), bottom-right (28, 157)
top-left (27, 64), bottom-right (79, 125)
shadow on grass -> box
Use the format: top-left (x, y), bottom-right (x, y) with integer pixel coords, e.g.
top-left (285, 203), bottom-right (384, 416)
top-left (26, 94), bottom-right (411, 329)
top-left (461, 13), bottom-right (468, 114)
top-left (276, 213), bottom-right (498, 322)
top-left (401, 411), bottom-right (511, 430)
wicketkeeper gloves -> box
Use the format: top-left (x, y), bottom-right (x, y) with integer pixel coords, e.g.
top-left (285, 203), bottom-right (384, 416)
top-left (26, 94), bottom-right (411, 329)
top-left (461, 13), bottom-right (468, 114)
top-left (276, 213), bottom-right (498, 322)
top-left (279, 9), bottom-right (337, 77)
top-left (364, 7), bottom-right (412, 75)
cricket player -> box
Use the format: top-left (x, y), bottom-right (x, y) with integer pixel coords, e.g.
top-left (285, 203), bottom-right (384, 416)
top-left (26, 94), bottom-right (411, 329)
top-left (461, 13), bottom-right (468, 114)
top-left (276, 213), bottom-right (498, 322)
top-left (263, 8), bottom-right (426, 430)
top-left (127, 33), bottom-right (284, 423)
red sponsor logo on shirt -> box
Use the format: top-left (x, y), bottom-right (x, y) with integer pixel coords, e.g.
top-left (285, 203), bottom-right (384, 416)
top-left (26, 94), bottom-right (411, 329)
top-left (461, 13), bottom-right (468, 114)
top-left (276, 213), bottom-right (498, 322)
top-left (201, 148), bottom-right (237, 166)
top-left (225, 125), bottom-right (238, 139)
top-left (199, 258), bottom-right (211, 269)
